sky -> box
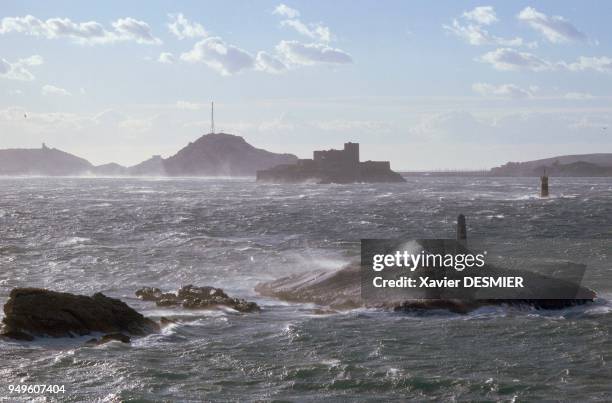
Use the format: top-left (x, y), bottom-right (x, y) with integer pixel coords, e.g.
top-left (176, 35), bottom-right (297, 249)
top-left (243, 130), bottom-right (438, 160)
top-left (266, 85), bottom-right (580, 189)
top-left (1, 0), bottom-right (611, 170)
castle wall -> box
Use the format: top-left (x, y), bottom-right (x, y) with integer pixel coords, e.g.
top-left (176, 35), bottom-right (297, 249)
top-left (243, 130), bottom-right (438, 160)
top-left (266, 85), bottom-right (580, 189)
top-left (257, 142), bottom-right (405, 183)
top-left (360, 161), bottom-right (390, 171)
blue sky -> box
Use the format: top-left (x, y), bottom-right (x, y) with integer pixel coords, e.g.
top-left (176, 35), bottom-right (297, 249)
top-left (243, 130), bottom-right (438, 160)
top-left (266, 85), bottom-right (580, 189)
top-left (1, 0), bottom-right (611, 169)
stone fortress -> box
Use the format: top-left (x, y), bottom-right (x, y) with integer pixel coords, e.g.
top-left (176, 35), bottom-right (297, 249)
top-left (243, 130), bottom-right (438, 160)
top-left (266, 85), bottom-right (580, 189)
top-left (256, 142), bottom-right (405, 183)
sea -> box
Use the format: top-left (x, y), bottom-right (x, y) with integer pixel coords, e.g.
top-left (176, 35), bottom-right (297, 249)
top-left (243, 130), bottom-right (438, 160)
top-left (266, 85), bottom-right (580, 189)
top-left (0, 177), bottom-right (611, 401)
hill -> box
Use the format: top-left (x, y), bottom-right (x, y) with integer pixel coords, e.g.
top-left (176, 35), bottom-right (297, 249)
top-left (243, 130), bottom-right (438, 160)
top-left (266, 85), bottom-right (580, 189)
top-left (91, 163), bottom-right (129, 176)
top-left (128, 155), bottom-right (166, 176)
top-left (491, 153), bottom-right (612, 176)
top-left (0, 144), bottom-right (93, 176)
top-left (0, 134), bottom-right (297, 177)
top-left (162, 133), bottom-right (297, 176)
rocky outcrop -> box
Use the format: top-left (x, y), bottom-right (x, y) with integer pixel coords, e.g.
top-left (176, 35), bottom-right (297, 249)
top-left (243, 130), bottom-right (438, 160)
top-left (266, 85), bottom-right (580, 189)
top-left (255, 265), bottom-right (362, 309)
top-left (1, 288), bottom-right (159, 340)
top-left (136, 285), bottom-right (260, 313)
top-left (256, 258), bottom-right (597, 314)
top-left (85, 332), bottom-right (131, 346)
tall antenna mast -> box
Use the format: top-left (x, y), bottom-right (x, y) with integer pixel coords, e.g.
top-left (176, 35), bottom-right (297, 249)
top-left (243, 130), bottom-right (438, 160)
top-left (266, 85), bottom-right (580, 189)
top-left (210, 101), bottom-right (215, 134)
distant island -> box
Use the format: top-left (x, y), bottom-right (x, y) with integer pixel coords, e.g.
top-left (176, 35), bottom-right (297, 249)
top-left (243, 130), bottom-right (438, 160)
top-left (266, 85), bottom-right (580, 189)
top-left (489, 154), bottom-right (612, 177)
top-left (256, 142), bottom-right (406, 183)
top-left (402, 153), bottom-right (612, 177)
top-left (1, 135), bottom-right (611, 178)
top-left (0, 133), bottom-right (297, 177)
top-left (0, 143), bottom-right (93, 176)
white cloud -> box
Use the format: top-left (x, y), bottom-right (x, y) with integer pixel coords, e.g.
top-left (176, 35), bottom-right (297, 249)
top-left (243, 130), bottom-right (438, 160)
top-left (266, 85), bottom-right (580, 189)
top-left (280, 19), bottom-right (331, 42)
top-left (179, 34), bottom-right (349, 75)
top-left (0, 106), bottom-right (91, 131)
top-left (444, 19), bottom-right (523, 46)
top-left (472, 82), bottom-right (534, 99)
top-left (564, 92), bottom-right (593, 100)
top-left (167, 13), bottom-right (207, 40)
top-left (0, 55), bottom-right (43, 80)
top-left (408, 111), bottom-right (485, 140)
top-left (42, 84), bottom-right (71, 96)
top-left (564, 56), bottom-right (612, 73)
top-left (273, 4), bottom-right (300, 19)
top-left (257, 114), bottom-right (296, 132)
top-left (463, 6), bottom-right (498, 25)
top-left (273, 4), bottom-right (332, 43)
top-left (479, 49), bottom-right (612, 74)
top-left (175, 100), bottom-right (202, 110)
top-left (518, 7), bottom-right (586, 44)
top-left (158, 52), bottom-right (176, 64)
top-left (406, 109), bottom-right (612, 146)
top-left (111, 17), bottom-right (161, 45)
top-left (180, 37), bottom-right (255, 76)
top-left (478, 48), bottom-right (551, 71)
top-left (0, 59), bottom-right (9, 75)
top-left (276, 40), bottom-right (352, 66)
top-left (20, 55), bottom-right (43, 66)
top-left (8, 89), bottom-right (24, 96)
top-left (312, 119), bottom-right (394, 132)
top-left (444, 7), bottom-right (524, 47)
top-left (93, 109), bottom-right (125, 125)
top-left (255, 51), bottom-right (288, 73)
top-left (0, 15), bottom-right (161, 45)
top-left (118, 117), bottom-right (152, 132)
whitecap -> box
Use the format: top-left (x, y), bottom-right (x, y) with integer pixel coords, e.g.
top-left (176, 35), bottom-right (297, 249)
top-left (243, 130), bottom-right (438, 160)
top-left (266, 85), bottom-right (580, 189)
top-left (58, 237), bottom-right (91, 247)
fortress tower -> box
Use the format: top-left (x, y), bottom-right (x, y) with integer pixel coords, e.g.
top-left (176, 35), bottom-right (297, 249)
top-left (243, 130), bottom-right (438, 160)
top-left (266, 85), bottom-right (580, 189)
top-left (343, 142), bottom-right (359, 165)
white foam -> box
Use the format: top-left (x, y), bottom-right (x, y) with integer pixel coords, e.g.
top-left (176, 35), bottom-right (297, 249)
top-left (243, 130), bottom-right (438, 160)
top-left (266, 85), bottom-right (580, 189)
top-left (58, 237), bottom-right (91, 247)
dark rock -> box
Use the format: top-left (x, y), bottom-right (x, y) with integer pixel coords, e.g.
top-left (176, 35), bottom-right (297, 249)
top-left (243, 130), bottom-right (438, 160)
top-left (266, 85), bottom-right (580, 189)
top-left (255, 265), bottom-right (362, 309)
top-left (136, 285), bottom-right (260, 313)
top-left (159, 317), bottom-right (178, 327)
top-left (393, 298), bottom-right (596, 314)
top-left (135, 287), bottom-right (163, 301)
top-left (1, 329), bottom-right (35, 341)
top-left (1, 288), bottom-right (159, 340)
top-left (256, 256), bottom-right (596, 314)
top-left (85, 333), bottom-right (131, 346)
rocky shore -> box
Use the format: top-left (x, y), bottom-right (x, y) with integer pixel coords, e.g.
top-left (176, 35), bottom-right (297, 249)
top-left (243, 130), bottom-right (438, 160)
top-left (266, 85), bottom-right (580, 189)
top-left (136, 285), bottom-right (260, 312)
top-left (256, 260), bottom-right (597, 314)
top-left (0, 288), bottom-right (159, 341)
top-left (1, 285), bottom-right (259, 342)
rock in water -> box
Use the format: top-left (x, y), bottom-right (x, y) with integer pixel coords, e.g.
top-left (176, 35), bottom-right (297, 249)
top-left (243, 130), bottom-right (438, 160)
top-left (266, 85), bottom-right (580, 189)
top-left (256, 259), bottom-right (596, 313)
top-left (1, 288), bottom-right (159, 340)
top-left (85, 333), bottom-right (131, 346)
top-left (255, 265), bottom-right (362, 309)
top-left (135, 287), bottom-right (163, 301)
top-left (136, 285), bottom-right (260, 313)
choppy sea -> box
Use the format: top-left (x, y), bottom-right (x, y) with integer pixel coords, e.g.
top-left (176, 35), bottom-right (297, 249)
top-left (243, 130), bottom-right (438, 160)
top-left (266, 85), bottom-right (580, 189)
top-left (0, 177), bottom-right (611, 401)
